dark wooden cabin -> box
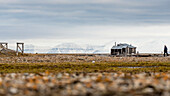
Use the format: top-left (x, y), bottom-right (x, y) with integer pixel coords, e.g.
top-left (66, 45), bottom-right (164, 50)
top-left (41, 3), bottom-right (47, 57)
top-left (111, 43), bottom-right (136, 56)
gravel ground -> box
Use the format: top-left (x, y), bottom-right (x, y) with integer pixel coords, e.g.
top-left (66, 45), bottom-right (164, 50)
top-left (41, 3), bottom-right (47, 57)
top-left (0, 72), bottom-right (169, 96)
top-left (1, 55), bottom-right (170, 63)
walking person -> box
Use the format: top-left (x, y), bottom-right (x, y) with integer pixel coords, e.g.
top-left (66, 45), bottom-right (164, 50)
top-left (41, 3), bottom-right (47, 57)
top-left (164, 45), bottom-right (168, 57)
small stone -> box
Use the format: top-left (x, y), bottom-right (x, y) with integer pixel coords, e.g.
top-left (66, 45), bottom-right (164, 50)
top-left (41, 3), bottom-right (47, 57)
top-left (43, 76), bottom-right (49, 81)
top-left (9, 87), bottom-right (18, 94)
top-left (75, 83), bottom-right (83, 90)
top-left (97, 83), bottom-right (106, 91)
top-left (11, 73), bottom-right (16, 78)
top-left (57, 73), bottom-right (62, 78)
top-left (24, 73), bottom-right (29, 76)
top-left (48, 83), bottom-right (55, 88)
top-left (0, 89), bottom-right (5, 94)
top-left (142, 88), bottom-right (154, 93)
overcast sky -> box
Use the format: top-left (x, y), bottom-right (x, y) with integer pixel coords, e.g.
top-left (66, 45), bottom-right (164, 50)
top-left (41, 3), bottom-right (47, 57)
top-left (0, 0), bottom-right (170, 52)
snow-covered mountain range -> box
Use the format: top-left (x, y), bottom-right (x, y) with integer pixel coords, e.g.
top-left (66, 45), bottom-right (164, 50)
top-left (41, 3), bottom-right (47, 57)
top-left (23, 39), bottom-right (169, 54)
top-left (24, 43), bottom-right (112, 54)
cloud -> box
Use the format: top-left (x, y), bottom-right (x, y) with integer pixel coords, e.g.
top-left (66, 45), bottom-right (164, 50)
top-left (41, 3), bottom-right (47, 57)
top-left (1, 0), bottom-right (170, 25)
top-left (0, 0), bottom-right (170, 48)
top-left (0, 0), bottom-right (129, 4)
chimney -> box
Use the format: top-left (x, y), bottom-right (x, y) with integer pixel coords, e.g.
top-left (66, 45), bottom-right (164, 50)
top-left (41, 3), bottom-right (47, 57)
top-left (115, 42), bottom-right (116, 46)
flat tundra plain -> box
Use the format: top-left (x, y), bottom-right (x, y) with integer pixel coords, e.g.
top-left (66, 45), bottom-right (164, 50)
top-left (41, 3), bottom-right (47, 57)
top-left (0, 54), bottom-right (169, 96)
top-left (1, 54), bottom-right (170, 63)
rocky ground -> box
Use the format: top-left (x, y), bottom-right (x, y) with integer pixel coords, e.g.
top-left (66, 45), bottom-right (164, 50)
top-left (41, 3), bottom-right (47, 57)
top-left (0, 55), bottom-right (170, 96)
top-left (0, 54), bottom-right (170, 63)
top-left (0, 72), bottom-right (169, 96)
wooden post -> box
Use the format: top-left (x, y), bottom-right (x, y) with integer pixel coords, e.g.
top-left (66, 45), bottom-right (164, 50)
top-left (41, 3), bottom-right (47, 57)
top-left (137, 51), bottom-right (139, 57)
top-left (125, 47), bottom-right (128, 57)
top-left (6, 43), bottom-right (8, 49)
top-left (16, 44), bottom-right (18, 55)
top-left (134, 48), bottom-right (136, 54)
top-left (16, 42), bottom-right (24, 55)
top-left (22, 43), bottom-right (24, 54)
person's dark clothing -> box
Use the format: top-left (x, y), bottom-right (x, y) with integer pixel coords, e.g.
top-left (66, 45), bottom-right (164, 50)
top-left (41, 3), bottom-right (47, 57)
top-left (164, 46), bottom-right (167, 52)
top-left (164, 46), bottom-right (168, 57)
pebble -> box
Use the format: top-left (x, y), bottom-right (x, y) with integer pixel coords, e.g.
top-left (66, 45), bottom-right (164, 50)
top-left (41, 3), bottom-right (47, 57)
top-left (57, 73), bottom-right (62, 78)
top-left (9, 87), bottom-right (18, 94)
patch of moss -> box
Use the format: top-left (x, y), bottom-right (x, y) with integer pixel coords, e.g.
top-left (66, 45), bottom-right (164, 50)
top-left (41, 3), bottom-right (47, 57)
top-left (0, 62), bottom-right (169, 73)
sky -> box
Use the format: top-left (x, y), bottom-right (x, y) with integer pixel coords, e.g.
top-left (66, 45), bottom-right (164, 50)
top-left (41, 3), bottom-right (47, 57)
top-left (0, 0), bottom-right (170, 52)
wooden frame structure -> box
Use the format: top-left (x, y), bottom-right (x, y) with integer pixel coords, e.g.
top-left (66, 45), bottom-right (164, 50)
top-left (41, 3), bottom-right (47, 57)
top-left (0, 42), bottom-right (8, 50)
top-left (16, 42), bottom-right (24, 55)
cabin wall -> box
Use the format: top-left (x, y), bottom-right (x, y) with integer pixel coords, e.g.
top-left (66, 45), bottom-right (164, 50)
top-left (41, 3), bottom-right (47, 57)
top-left (111, 48), bottom-right (136, 56)
top-left (111, 49), bottom-right (121, 55)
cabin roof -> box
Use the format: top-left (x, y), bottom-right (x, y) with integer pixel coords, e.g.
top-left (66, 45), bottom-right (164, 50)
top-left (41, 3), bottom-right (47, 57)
top-left (111, 43), bottom-right (136, 49)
